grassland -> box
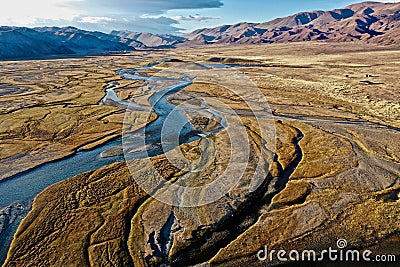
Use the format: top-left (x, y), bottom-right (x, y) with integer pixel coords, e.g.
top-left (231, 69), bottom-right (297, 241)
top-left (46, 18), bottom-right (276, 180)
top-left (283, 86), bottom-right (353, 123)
top-left (0, 55), bottom-right (156, 181)
top-left (3, 42), bottom-right (400, 267)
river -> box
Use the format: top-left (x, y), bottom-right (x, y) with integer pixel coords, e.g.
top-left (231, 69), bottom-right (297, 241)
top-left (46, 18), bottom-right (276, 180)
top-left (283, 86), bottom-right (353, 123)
top-left (0, 60), bottom-right (228, 265)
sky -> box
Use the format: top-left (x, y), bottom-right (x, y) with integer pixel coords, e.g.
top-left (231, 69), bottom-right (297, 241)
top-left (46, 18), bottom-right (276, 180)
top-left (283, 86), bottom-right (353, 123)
top-left (0, 0), bottom-right (399, 34)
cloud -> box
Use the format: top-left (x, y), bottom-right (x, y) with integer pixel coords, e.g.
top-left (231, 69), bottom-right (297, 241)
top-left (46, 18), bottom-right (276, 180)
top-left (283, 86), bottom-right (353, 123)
top-left (0, 0), bottom-right (223, 33)
top-left (172, 15), bottom-right (221, 22)
top-left (0, 0), bottom-right (223, 26)
top-left (77, 0), bottom-right (224, 14)
top-left (71, 0), bottom-right (224, 34)
top-left (0, 0), bottom-right (84, 25)
top-left (76, 16), bottom-right (183, 34)
top-left (78, 16), bottom-right (115, 24)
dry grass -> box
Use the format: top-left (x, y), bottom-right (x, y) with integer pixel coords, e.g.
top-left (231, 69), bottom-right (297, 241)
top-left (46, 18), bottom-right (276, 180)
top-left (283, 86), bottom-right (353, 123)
top-left (3, 43), bottom-right (400, 267)
top-left (0, 55), bottom-right (156, 180)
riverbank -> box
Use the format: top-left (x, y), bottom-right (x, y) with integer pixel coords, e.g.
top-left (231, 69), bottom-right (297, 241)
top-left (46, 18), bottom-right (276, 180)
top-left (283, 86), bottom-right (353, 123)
top-left (2, 42), bottom-right (400, 266)
top-left (0, 54), bottom-right (166, 181)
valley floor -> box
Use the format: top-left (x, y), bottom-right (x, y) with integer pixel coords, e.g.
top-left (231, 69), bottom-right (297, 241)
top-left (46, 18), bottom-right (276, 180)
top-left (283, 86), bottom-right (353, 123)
top-left (1, 42), bottom-right (400, 266)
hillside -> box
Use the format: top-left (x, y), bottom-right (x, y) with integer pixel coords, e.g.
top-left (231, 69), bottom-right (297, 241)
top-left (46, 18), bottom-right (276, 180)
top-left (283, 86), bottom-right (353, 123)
top-left (0, 26), bottom-right (135, 60)
top-left (0, 26), bottom-right (188, 60)
top-left (185, 1), bottom-right (400, 45)
top-left (110, 30), bottom-right (187, 48)
top-left (0, 2), bottom-right (399, 60)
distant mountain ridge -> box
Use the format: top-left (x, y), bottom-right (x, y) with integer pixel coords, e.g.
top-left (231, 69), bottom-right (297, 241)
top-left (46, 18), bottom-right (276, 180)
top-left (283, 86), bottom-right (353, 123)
top-left (35, 27), bottom-right (146, 50)
top-left (0, 26), bottom-right (133, 60)
top-left (0, 1), bottom-right (399, 60)
top-left (110, 31), bottom-right (187, 48)
top-left (0, 26), bottom-right (185, 60)
top-left (0, 26), bottom-right (73, 60)
top-left (184, 1), bottom-right (400, 45)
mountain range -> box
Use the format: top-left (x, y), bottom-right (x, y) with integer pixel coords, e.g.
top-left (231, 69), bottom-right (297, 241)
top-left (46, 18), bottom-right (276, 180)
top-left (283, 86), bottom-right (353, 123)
top-left (0, 1), bottom-right (399, 60)
top-left (185, 1), bottom-right (400, 45)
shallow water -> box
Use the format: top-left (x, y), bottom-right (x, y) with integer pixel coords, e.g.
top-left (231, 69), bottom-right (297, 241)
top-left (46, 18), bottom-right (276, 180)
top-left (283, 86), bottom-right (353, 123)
top-left (0, 60), bottom-right (228, 265)
top-left (0, 139), bottom-right (124, 264)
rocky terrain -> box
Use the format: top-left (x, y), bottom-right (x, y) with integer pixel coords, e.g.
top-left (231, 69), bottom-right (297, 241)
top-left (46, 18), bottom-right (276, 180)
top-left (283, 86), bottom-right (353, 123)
top-left (185, 1), bottom-right (400, 45)
top-left (2, 42), bottom-right (399, 266)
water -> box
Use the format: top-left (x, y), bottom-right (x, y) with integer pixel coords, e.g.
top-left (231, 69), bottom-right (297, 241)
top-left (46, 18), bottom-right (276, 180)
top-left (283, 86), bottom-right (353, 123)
top-left (0, 139), bottom-right (123, 207)
top-left (0, 62), bottom-right (162, 265)
top-left (203, 63), bottom-right (267, 68)
top-left (0, 139), bottom-right (124, 264)
top-left (0, 60), bottom-right (228, 265)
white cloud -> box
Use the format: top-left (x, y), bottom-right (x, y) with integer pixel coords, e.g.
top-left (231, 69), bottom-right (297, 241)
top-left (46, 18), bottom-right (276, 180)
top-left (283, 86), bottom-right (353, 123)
top-left (0, 0), bottom-right (224, 33)
top-left (0, 0), bottom-right (84, 25)
top-left (79, 0), bottom-right (224, 15)
top-left (76, 16), bottom-right (183, 34)
top-left (172, 15), bottom-right (221, 22)
top-left (78, 16), bottom-right (115, 24)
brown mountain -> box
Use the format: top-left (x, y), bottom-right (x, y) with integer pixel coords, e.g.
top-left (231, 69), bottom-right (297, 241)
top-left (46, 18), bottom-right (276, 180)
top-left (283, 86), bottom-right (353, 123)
top-left (184, 1), bottom-right (400, 45)
top-left (1, 1), bottom-right (399, 60)
top-left (110, 31), bottom-right (187, 48)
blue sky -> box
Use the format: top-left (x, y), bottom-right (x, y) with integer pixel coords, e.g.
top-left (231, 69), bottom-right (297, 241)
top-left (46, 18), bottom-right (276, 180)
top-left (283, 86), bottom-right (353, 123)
top-left (0, 0), bottom-right (398, 34)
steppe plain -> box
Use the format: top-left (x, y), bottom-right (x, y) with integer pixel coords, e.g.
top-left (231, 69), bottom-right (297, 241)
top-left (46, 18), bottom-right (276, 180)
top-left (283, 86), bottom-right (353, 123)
top-left (1, 42), bottom-right (400, 266)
